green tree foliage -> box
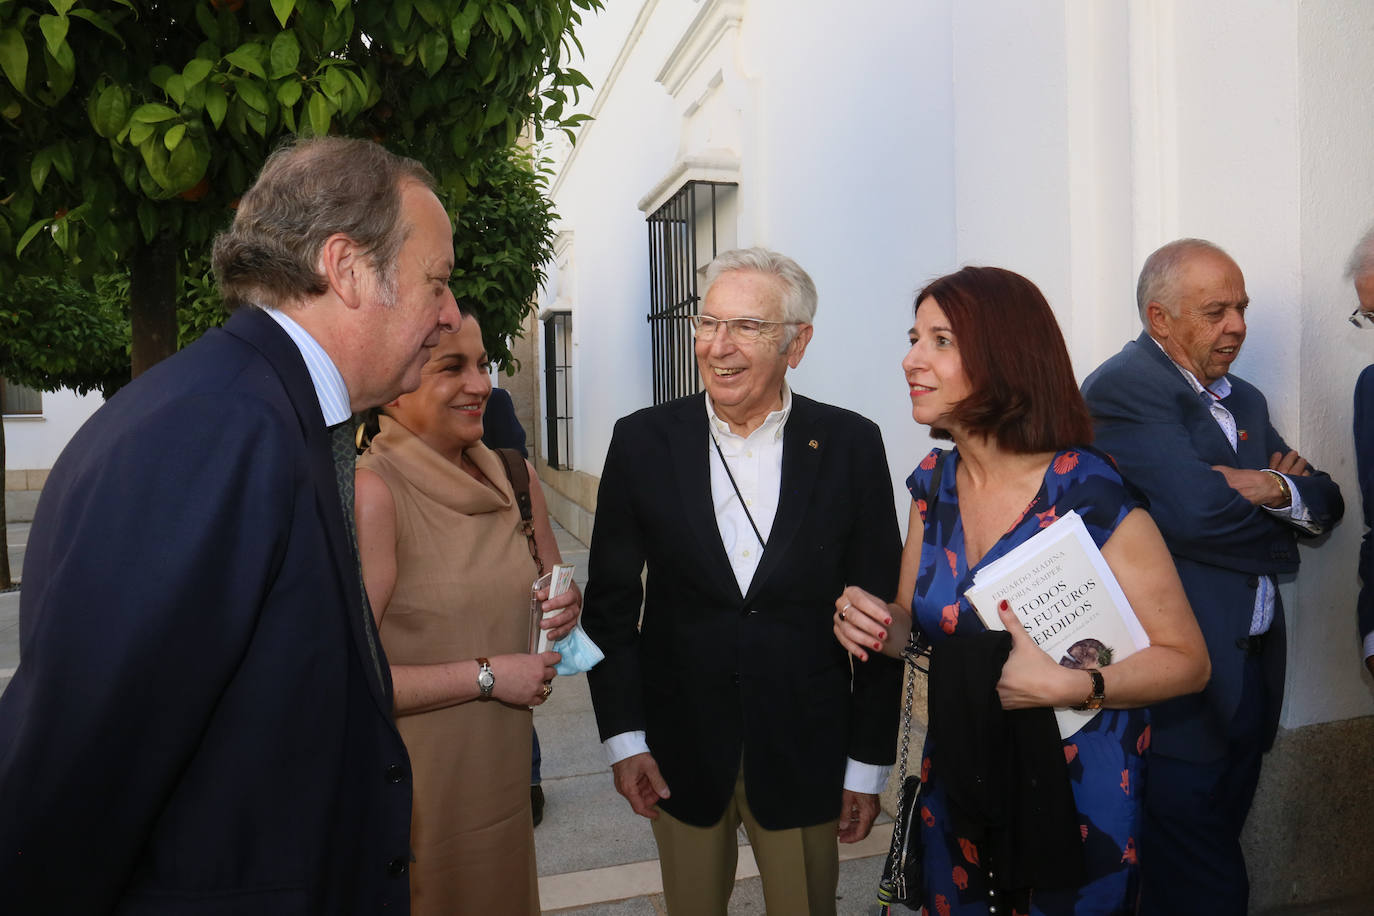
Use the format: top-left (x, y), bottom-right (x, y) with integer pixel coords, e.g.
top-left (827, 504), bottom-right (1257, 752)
top-left (452, 143), bottom-right (556, 371)
top-left (0, 0), bottom-right (598, 373)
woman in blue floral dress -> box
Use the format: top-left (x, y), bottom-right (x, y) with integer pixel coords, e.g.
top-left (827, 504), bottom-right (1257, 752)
top-left (834, 267), bottom-right (1209, 916)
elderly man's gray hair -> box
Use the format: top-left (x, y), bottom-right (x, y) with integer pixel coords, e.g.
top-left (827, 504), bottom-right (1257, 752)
top-left (704, 247), bottom-right (819, 327)
top-left (1135, 238), bottom-right (1232, 324)
top-left (1346, 225), bottom-right (1374, 281)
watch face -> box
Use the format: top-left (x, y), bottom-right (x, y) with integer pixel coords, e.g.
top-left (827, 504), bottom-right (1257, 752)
top-left (478, 667), bottom-right (494, 693)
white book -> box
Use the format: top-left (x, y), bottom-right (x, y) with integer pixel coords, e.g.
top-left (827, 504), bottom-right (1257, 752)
top-left (964, 510), bottom-right (1149, 739)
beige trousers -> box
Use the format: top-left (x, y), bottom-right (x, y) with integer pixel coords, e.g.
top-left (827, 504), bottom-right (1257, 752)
top-left (650, 768), bottom-right (840, 915)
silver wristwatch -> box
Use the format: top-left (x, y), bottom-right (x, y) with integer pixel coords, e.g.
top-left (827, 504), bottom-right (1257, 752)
top-left (476, 657), bottom-right (495, 699)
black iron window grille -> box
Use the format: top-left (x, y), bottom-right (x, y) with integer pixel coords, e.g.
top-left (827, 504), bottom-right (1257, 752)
top-left (0, 378), bottom-right (42, 416)
top-left (646, 180), bottom-right (738, 405)
top-left (543, 311), bottom-right (573, 469)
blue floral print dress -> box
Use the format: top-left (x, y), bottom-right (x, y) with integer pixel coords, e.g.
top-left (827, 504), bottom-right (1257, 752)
top-left (905, 447), bottom-right (1147, 916)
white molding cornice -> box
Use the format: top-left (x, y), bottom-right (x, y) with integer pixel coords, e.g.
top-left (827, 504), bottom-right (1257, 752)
top-left (636, 149), bottom-right (741, 214)
top-left (656, 0), bottom-right (746, 98)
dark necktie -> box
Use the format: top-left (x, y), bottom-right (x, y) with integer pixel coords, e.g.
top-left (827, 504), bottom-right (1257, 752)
top-left (330, 418), bottom-right (385, 690)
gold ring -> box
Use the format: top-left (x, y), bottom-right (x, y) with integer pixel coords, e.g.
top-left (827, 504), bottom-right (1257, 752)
top-left (541, 682), bottom-right (553, 700)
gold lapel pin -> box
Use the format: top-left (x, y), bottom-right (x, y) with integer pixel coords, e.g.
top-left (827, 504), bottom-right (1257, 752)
top-left (808, 439), bottom-right (819, 449)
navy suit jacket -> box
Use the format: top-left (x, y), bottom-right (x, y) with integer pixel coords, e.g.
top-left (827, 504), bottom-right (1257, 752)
top-left (1082, 332), bottom-right (1343, 761)
top-left (0, 308), bottom-right (413, 914)
top-left (582, 393), bottom-right (903, 830)
top-left (1354, 365), bottom-right (1374, 650)
top-left (482, 386), bottom-right (528, 457)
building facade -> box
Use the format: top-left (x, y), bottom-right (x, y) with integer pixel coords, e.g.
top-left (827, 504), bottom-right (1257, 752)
top-left (518, 0), bottom-right (1374, 907)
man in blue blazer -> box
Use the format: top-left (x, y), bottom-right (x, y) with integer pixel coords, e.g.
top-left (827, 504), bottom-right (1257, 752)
top-left (0, 138), bottom-right (461, 913)
top-left (1346, 226), bottom-right (1374, 676)
top-left (582, 248), bottom-right (902, 914)
top-left (1082, 239), bottom-right (1343, 916)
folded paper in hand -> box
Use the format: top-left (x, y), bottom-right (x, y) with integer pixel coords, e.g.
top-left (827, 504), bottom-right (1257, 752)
top-left (531, 563), bottom-right (605, 676)
top-left (964, 510), bottom-right (1148, 739)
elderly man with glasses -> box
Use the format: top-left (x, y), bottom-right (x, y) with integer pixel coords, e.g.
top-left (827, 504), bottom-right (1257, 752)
top-left (1347, 226), bottom-right (1374, 675)
top-left (581, 247), bottom-right (902, 914)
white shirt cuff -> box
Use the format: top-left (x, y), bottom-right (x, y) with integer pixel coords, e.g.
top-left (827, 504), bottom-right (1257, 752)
top-left (1363, 631), bottom-right (1374, 662)
top-left (603, 730), bottom-right (649, 767)
top-left (843, 758), bottom-right (891, 795)
top-left (1262, 472), bottom-right (1320, 533)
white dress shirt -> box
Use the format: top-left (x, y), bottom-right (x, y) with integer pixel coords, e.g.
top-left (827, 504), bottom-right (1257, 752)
top-left (262, 306), bottom-right (351, 424)
top-left (604, 384), bottom-right (891, 797)
top-left (1152, 338), bottom-right (1317, 635)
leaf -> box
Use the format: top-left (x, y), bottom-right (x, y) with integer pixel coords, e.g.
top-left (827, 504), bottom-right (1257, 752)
top-left (268, 30), bottom-right (299, 78)
top-left (270, 0), bottom-right (296, 28)
top-left (0, 28), bottom-right (29, 94)
top-left (163, 122), bottom-right (186, 151)
top-left (149, 64), bottom-right (174, 91)
top-left (68, 9), bottom-right (124, 46)
top-left (504, 4), bottom-right (529, 40)
top-left (132, 103), bottom-right (179, 123)
top-left (38, 13), bottom-right (69, 60)
top-left (16, 218), bottom-right (53, 257)
top-left (45, 35), bottom-right (76, 99)
top-left (183, 58), bottom-right (213, 88)
top-left (127, 118), bottom-right (154, 146)
top-left (167, 136), bottom-right (206, 189)
top-left (225, 44), bottom-right (267, 80)
top-left (413, 0), bottom-right (441, 27)
top-left (276, 78), bottom-right (301, 108)
top-left (30, 149), bottom-right (53, 195)
top-left (236, 78), bottom-right (268, 114)
top-left (484, 6), bottom-right (512, 42)
top-left (205, 83), bottom-right (228, 128)
top-left (418, 31), bottom-right (447, 77)
top-left (164, 74), bottom-right (187, 107)
top-left (49, 0), bottom-right (77, 15)
top-left (92, 85), bottom-right (128, 138)
top-left (50, 142), bottom-right (74, 182)
top-left (482, 98), bottom-right (507, 129)
top-left (195, 3), bottom-right (220, 42)
top-left (137, 199), bottom-right (157, 243)
top-left (322, 64), bottom-right (347, 105)
top-left (307, 90), bottom-right (330, 136)
top-left (450, 13), bottom-right (472, 57)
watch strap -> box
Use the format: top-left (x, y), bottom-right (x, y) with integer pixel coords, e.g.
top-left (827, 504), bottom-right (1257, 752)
top-left (1071, 668), bottom-right (1105, 711)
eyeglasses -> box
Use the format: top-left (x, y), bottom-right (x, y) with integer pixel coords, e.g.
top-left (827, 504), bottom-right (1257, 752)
top-left (689, 315), bottom-right (800, 341)
top-left (1350, 307), bottom-right (1374, 329)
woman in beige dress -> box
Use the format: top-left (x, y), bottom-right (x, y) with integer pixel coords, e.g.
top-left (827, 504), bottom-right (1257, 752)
top-left (354, 310), bottom-right (580, 916)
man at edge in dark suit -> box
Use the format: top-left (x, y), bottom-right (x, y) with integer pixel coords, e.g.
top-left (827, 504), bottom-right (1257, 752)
top-left (582, 247), bottom-right (903, 914)
top-left (1081, 238), bottom-right (1342, 916)
top-left (0, 137), bottom-right (461, 913)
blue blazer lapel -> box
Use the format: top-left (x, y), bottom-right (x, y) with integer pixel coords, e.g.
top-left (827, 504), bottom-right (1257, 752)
top-left (1135, 331), bottom-right (1239, 464)
top-left (668, 395), bottom-right (742, 601)
top-left (222, 308), bottom-right (396, 710)
top-left (745, 396), bottom-right (823, 603)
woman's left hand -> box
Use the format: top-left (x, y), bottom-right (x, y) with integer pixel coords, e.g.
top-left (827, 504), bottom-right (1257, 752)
top-left (536, 581), bottom-right (583, 643)
top-left (994, 600), bottom-right (1081, 709)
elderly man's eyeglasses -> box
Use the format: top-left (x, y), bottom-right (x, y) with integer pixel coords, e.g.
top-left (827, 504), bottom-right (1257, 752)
top-left (689, 315), bottom-right (799, 341)
top-left (1350, 307), bottom-right (1374, 329)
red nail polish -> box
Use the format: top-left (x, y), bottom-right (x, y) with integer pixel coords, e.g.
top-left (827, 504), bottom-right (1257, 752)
top-left (999, 599), bottom-right (1010, 612)
top-left (873, 641), bottom-right (882, 650)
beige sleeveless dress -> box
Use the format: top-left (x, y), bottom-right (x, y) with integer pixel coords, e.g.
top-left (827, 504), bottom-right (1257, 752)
top-left (358, 416), bottom-right (540, 916)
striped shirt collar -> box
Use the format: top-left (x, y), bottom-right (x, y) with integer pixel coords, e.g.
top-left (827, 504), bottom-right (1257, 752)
top-left (1149, 334), bottom-right (1232, 400)
top-left (262, 307), bottom-right (352, 426)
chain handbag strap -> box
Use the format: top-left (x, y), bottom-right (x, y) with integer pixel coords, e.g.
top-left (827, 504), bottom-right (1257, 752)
top-left (879, 449), bottom-right (948, 908)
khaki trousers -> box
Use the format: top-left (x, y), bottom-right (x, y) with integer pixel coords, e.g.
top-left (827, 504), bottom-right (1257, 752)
top-left (650, 769), bottom-right (839, 915)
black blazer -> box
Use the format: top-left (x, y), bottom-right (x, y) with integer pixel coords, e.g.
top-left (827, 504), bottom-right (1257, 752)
top-left (1082, 332), bottom-right (1343, 760)
top-left (582, 392), bottom-right (903, 830)
top-left (0, 308), bottom-right (413, 913)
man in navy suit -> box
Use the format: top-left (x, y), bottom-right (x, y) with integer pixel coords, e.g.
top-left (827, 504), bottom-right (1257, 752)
top-left (582, 248), bottom-right (902, 914)
top-left (1346, 226), bottom-right (1374, 677)
top-left (0, 137), bottom-right (461, 913)
top-left (1082, 238), bottom-right (1343, 916)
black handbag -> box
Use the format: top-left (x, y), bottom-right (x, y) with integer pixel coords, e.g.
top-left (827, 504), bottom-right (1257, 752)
top-left (876, 449), bottom-right (946, 912)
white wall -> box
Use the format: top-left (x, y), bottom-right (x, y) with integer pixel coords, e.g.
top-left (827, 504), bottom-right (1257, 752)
top-left (4, 388), bottom-right (104, 470)
top-left (545, 0), bottom-right (1374, 728)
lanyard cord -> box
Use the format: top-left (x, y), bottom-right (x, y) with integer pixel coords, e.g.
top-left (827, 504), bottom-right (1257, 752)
top-left (710, 432), bottom-right (768, 550)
